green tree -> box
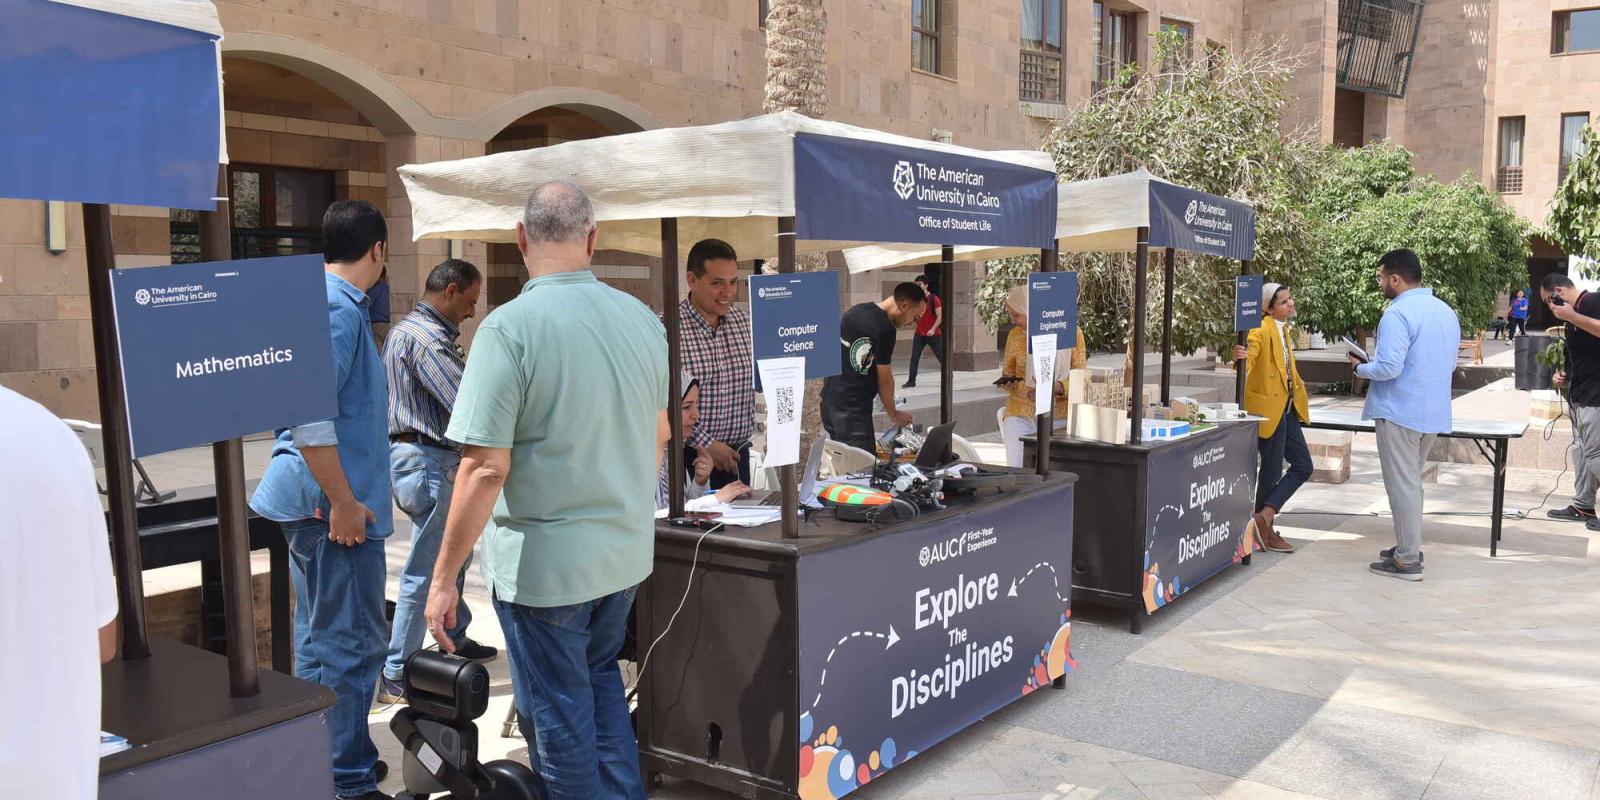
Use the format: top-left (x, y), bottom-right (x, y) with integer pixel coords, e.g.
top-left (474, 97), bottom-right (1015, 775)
top-left (977, 35), bottom-right (1323, 358)
top-left (1296, 145), bottom-right (1531, 337)
top-left (1548, 123), bottom-right (1600, 266)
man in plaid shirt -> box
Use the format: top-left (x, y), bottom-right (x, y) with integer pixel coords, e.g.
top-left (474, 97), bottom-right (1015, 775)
top-left (677, 239), bottom-right (755, 488)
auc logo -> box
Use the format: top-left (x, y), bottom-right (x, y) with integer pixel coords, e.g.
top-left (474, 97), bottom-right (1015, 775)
top-left (892, 160), bottom-right (916, 201)
top-left (134, 289), bottom-right (152, 306)
top-left (1184, 199), bottom-right (1199, 225)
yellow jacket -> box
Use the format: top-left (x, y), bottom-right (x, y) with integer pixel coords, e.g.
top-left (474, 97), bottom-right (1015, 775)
top-left (1003, 327), bottom-right (1086, 418)
top-left (1241, 318), bottom-right (1309, 439)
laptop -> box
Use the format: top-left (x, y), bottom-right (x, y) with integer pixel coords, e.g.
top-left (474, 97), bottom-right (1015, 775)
top-left (913, 421), bottom-right (957, 470)
top-left (732, 436), bottom-right (826, 508)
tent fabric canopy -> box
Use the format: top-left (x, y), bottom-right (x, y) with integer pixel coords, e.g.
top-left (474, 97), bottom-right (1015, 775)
top-left (397, 111), bottom-right (1056, 260)
top-left (843, 169), bottom-right (1255, 272)
top-left (48, 0), bottom-right (224, 36)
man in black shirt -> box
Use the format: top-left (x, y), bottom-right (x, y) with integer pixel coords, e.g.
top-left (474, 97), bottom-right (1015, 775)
top-left (1543, 273), bottom-right (1600, 529)
top-left (821, 282), bottom-right (928, 452)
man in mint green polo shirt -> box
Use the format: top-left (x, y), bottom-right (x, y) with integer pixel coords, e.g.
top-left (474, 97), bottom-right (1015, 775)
top-left (423, 180), bottom-right (668, 800)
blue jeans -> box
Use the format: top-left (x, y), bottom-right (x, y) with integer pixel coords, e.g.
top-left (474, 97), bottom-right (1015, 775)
top-left (1257, 405), bottom-right (1313, 514)
top-left (279, 518), bottom-right (388, 796)
top-left (495, 588), bottom-right (645, 800)
top-left (384, 442), bottom-right (472, 681)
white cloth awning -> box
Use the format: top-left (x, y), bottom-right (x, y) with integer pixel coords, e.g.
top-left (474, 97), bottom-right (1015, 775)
top-left (842, 169), bottom-right (1254, 271)
top-left (398, 111), bottom-right (1056, 261)
top-left (48, 0), bottom-right (223, 37)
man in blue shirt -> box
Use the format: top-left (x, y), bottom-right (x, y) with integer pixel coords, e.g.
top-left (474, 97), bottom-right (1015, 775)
top-left (1350, 248), bottom-right (1459, 582)
top-left (250, 200), bottom-right (394, 800)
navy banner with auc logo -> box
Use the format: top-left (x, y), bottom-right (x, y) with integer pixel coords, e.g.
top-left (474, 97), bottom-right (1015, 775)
top-left (1140, 424), bottom-right (1260, 614)
top-left (1147, 182), bottom-right (1256, 261)
top-left (750, 271), bottom-right (842, 388)
top-left (1027, 271), bottom-right (1078, 354)
top-left (111, 255), bottom-right (337, 457)
top-left (1235, 274), bottom-right (1264, 332)
top-left (795, 482), bottom-right (1075, 799)
top-left (793, 133), bottom-right (1058, 249)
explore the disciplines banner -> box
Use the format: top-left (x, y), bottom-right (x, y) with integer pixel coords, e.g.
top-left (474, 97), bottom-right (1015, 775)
top-left (111, 254), bottom-right (336, 457)
top-left (794, 483), bottom-right (1076, 799)
top-left (1140, 426), bottom-right (1260, 614)
top-left (793, 133), bottom-right (1057, 249)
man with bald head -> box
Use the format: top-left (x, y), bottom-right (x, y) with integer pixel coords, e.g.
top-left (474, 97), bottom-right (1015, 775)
top-left (424, 180), bottom-right (668, 799)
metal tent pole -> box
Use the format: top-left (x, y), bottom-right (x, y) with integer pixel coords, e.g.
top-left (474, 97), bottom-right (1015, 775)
top-left (1034, 249), bottom-right (1057, 476)
top-left (940, 245), bottom-right (955, 425)
top-left (198, 166), bottom-right (260, 696)
top-left (1130, 229), bottom-right (1149, 444)
top-left (84, 202), bottom-right (149, 661)
top-left (1161, 247), bottom-right (1176, 404)
top-left (662, 219), bottom-right (686, 519)
top-left (777, 217), bottom-right (799, 540)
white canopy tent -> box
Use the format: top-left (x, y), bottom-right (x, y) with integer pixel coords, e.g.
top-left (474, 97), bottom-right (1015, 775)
top-left (398, 111), bottom-right (1055, 260)
top-left (400, 111), bottom-right (1064, 529)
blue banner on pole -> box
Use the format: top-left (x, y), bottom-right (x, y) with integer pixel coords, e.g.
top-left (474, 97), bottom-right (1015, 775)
top-left (750, 271), bottom-right (842, 386)
top-left (111, 255), bottom-right (337, 457)
top-left (0, 1), bottom-right (221, 209)
top-left (794, 133), bottom-right (1058, 249)
top-left (1026, 272), bottom-right (1078, 354)
top-left (1147, 182), bottom-right (1256, 261)
top-left (1235, 274), bottom-right (1263, 332)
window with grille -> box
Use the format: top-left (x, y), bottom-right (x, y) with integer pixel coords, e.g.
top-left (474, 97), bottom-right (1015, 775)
top-left (1020, 0), bottom-right (1065, 102)
top-left (1496, 117), bottom-right (1524, 194)
top-left (1336, 0), bottom-right (1424, 97)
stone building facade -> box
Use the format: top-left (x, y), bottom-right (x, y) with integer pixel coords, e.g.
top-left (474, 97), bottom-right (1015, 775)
top-left (2, 0), bottom-right (1595, 418)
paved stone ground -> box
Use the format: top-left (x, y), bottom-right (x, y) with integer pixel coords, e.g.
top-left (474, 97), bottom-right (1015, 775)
top-left (127, 365), bottom-right (1600, 800)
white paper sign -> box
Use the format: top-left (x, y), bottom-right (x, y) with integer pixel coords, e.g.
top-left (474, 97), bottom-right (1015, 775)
top-left (1031, 334), bottom-right (1057, 417)
top-left (758, 356), bottom-right (806, 468)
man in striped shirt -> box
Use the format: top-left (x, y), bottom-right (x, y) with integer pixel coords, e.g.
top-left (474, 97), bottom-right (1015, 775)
top-left (377, 258), bottom-right (495, 704)
top-left (678, 239), bottom-right (756, 487)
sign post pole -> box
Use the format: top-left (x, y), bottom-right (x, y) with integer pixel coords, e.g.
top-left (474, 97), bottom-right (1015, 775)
top-left (1237, 260), bottom-right (1253, 403)
top-left (198, 166), bottom-right (260, 698)
top-left (1161, 247), bottom-right (1176, 404)
top-left (1034, 249), bottom-right (1057, 477)
top-left (84, 202), bottom-right (150, 661)
top-left (777, 216), bottom-right (800, 540)
top-left (662, 219), bottom-right (685, 519)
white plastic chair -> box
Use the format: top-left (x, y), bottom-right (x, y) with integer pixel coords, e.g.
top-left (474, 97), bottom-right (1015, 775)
top-left (61, 418), bottom-right (174, 504)
top-left (820, 439), bottom-right (876, 477)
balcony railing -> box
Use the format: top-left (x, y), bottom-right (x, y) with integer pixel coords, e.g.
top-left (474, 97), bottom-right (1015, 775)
top-left (1020, 47), bottom-right (1063, 103)
top-left (170, 223), bottom-right (323, 264)
top-left (1496, 166), bottom-right (1523, 194)
top-left (1336, 0), bottom-right (1424, 97)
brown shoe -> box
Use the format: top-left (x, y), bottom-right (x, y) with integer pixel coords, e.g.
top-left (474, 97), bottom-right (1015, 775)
top-left (1252, 511), bottom-right (1274, 549)
top-left (1263, 529), bottom-right (1296, 553)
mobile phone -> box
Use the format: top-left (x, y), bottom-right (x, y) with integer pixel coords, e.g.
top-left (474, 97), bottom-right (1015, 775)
top-left (1551, 295), bottom-right (1567, 307)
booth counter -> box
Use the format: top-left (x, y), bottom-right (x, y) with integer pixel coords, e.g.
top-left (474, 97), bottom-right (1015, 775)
top-left (1025, 421), bottom-right (1256, 633)
top-left (635, 473), bottom-right (1076, 800)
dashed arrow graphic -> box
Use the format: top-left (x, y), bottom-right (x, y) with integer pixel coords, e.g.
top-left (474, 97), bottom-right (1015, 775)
top-left (1154, 504), bottom-right (1185, 525)
top-left (1007, 561), bottom-right (1070, 602)
top-left (810, 626), bottom-right (899, 709)
top-left (1229, 473), bottom-right (1253, 496)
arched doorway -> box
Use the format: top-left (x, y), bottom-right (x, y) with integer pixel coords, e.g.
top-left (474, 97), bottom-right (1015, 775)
top-left (483, 102), bottom-right (653, 310)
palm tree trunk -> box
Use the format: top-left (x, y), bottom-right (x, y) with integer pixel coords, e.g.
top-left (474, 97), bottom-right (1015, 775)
top-left (763, 0), bottom-right (832, 461)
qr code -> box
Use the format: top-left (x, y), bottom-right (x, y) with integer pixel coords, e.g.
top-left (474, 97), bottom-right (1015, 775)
top-left (775, 386), bottom-right (797, 425)
top-left (1036, 353), bottom-right (1052, 379)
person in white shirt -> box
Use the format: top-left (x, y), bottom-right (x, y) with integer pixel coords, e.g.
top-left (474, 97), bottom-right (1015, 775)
top-left (0, 386), bottom-right (119, 800)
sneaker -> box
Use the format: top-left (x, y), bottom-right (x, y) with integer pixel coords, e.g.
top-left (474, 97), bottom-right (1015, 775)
top-left (453, 638), bottom-right (499, 663)
top-left (1547, 505), bottom-right (1595, 522)
top-left (1369, 556), bottom-right (1423, 581)
top-left (374, 760), bottom-right (388, 783)
top-left (1587, 517), bottom-right (1600, 532)
top-left (1378, 546), bottom-right (1424, 563)
top-left (375, 675), bottom-right (405, 705)
top-left (335, 791), bottom-right (392, 800)
top-left (902, 381), bottom-right (916, 388)
top-left (1262, 530), bottom-right (1296, 553)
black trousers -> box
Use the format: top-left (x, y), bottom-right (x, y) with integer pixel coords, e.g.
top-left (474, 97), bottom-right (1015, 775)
top-left (821, 397), bottom-right (876, 454)
top-left (1508, 318), bottom-right (1527, 338)
top-left (907, 333), bottom-right (944, 383)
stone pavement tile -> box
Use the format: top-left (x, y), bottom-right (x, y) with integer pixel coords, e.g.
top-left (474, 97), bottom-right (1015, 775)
top-left (1196, 780), bottom-right (1332, 800)
top-left (1244, 704), bottom-right (1459, 800)
top-left (1140, 783), bottom-right (1217, 799)
top-left (1420, 730), bottom-right (1600, 800)
top-left (1114, 760), bottom-right (1234, 786)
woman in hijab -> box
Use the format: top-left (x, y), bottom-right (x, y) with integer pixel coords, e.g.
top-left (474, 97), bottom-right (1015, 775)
top-left (658, 371), bottom-right (751, 511)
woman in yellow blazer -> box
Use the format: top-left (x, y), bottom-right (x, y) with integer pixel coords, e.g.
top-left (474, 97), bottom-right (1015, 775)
top-left (999, 285), bottom-right (1087, 466)
top-left (1231, 282), bottom-right (1310, 554)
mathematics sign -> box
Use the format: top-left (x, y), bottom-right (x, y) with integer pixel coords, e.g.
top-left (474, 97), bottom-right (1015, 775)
top-left (1147, 182), bottom-right (1257, 261)
top-left (793, 133), bottom-right (1057, 249)
top-left (111, 254), bottom-right (336, 457)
